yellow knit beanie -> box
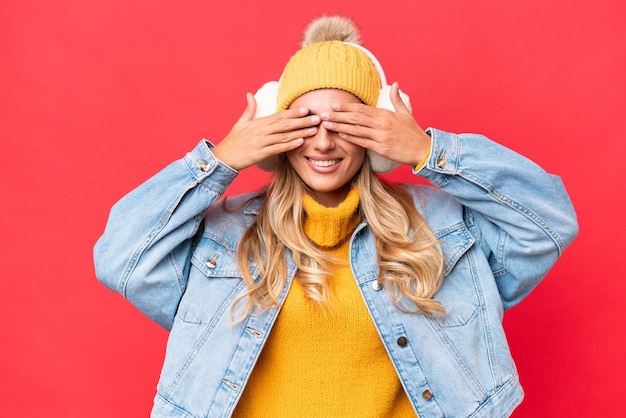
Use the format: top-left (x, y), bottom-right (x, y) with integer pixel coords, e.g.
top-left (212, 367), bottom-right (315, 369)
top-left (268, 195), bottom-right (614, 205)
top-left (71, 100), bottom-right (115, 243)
top-left (277, 40), bottom-right (381, 111)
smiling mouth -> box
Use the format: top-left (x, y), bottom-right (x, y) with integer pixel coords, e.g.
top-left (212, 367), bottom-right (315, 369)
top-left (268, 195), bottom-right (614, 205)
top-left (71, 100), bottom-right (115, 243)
top-left (307, 158), bottom-right (341, 167)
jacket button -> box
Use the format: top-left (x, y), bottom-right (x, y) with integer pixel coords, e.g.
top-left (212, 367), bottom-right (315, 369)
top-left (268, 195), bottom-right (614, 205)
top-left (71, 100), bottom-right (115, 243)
top-left (397, 336), bottom-right (408, 347)
top-left (436, 151), bottom-right (447, 168)
top-left (206, 254), bottom-right (218, 268)
top-left (371, 281), bottom-right (382, 291)
top-left (422, 389), bottom-right (433, 401)
top-left (197, 158), bottom-right (210, 172)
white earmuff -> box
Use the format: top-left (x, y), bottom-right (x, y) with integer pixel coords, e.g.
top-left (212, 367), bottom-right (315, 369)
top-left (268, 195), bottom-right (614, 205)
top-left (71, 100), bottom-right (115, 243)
top-left (253, 81), bottom-right (280, 119)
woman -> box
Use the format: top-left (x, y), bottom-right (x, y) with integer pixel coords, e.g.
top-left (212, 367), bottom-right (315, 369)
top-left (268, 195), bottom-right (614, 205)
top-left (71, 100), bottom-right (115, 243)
top-left (94, 15), bottom-right (578, 418)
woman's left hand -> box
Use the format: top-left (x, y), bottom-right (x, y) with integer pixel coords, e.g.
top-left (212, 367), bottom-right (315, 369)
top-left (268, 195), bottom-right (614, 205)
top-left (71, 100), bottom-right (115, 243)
top-left (319, 82), bottom-right (431, 167)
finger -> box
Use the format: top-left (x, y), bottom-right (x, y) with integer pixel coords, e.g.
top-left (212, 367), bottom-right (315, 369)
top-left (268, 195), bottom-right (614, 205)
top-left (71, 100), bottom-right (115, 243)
top-left (390, 82), bottom-right (411, 115)
top-left (321, 120), bottom-right (375, 140)
top-left (262, 137), bottom-right (305, 156)
top-left (234, 92), bottom-right (257, 124)
top-left (333, 132), bottom-right (380, 152)
top-left (320, 104), bottom-right (378, 129)
top-left (261, 125), bottom-right (319, 147)
top-left (261, 110), bottom-right (320, 135)
top-left (255, 131), bottom-right (310, 164)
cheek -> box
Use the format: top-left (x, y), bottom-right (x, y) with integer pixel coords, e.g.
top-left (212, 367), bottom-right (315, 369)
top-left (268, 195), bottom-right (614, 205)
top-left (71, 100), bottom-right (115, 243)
top-left (285, 150), bottom-right (299, 168)
top-left (348, 147), bottom-right (366, 167)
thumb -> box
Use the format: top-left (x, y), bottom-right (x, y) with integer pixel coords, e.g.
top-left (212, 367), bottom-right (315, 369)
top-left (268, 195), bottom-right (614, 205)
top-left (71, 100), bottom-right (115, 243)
top-left (237, 92), bottom-right (257, 123)
top-left (390, 82), bottom-right (410, 114)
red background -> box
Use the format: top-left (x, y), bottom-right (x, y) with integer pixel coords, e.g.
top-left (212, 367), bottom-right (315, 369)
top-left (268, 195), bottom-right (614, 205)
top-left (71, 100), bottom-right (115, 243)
top-left (2, 0), bottom-right (625, 416)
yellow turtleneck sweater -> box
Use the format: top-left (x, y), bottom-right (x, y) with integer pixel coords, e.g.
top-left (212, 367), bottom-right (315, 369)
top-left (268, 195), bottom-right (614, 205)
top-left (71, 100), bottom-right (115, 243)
top-left (232, 189), bottom-right (416, 417)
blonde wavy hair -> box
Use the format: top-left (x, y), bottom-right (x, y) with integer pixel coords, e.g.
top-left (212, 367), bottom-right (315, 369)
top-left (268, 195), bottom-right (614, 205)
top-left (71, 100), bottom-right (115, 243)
top-left (232, 155), bottom-right (445, 321)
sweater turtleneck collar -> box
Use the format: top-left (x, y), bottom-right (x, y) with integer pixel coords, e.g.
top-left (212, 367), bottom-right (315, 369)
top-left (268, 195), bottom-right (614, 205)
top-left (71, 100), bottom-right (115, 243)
top-left (302, 188), bottom-right (361, 248)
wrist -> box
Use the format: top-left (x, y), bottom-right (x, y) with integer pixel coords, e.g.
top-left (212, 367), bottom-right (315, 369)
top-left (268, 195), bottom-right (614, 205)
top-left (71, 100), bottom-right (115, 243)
top-left (412, 131), bottom-right (432, 169)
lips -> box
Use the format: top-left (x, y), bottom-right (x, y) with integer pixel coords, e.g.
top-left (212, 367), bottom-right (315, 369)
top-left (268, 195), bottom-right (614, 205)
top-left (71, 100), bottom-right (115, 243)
top-left (307, 158), bottom-right (341, 167)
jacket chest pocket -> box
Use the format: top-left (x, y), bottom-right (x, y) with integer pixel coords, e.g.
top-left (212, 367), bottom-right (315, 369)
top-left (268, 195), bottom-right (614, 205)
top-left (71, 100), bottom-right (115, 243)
top-left (433, 224), bottom-right (481, 328)
top-left (177, 238), bottom-right (252, 325)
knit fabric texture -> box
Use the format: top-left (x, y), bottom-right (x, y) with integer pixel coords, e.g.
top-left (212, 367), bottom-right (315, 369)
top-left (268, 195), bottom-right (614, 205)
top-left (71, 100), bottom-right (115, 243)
top-left (232, 188), bottom-right (416, 417)
top-left (276, 40), bottom-right (381, 111)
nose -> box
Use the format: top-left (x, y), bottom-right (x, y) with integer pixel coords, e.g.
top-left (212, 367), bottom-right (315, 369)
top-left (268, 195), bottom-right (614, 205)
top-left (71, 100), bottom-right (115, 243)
top-left (311, 124), bottom-right (336, 152)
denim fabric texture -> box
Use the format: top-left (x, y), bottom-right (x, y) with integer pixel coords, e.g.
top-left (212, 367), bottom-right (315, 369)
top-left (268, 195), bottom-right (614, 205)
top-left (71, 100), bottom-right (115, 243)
top-left (94, 128), bottom-right (578, 418)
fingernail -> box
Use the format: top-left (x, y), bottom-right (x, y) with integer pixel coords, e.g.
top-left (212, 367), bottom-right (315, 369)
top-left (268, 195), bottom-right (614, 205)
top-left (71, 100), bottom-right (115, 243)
top-left (332, 103), bottom-right (340, 110)
top-left (320, 112), bottom-right (330, 120)
top-left (323, 121), bottom-right (332, 129)
top-left (298, 107), bottom-right (308, 116)
top-left (310, 115), bottom-right (320, 124)
top-left (338, 132), bottom-right (347, 139)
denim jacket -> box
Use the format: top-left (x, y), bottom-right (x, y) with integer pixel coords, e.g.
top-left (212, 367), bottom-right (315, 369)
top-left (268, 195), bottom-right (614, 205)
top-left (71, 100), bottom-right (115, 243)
top-left (94, 128), bottom-right (578, 418)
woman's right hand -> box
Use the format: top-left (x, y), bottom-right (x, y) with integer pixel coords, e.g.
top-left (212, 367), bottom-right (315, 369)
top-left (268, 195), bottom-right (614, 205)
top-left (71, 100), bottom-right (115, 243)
top-left (212, 93), bottom-right (320, 171)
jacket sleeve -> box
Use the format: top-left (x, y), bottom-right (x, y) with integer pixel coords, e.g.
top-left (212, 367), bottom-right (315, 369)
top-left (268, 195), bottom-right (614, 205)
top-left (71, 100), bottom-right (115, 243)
top-left (93, 140), bottom-right (238, 330)
top-left (415, 128), bottom-right (579, 309)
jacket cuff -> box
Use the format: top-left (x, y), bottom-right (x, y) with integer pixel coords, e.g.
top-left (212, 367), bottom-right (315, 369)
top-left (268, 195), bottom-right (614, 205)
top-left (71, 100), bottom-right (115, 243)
top-left (412, 128), bottom-right (460, 186)
top-left (183, 139), bottom-right (239, 193)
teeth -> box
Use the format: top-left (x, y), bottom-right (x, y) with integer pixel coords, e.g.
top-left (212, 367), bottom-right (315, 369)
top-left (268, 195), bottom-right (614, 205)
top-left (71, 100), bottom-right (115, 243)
top-left (309, 159), bottom-right (340, 167)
